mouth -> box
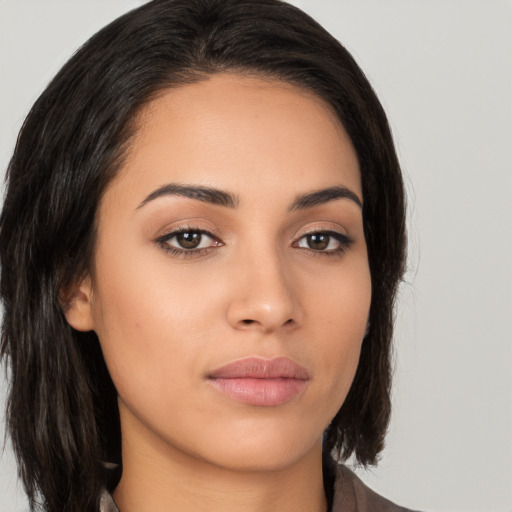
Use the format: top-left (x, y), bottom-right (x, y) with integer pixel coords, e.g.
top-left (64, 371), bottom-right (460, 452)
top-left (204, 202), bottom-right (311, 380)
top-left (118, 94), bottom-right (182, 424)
top-left (207, 356), bottom-right (309, 406)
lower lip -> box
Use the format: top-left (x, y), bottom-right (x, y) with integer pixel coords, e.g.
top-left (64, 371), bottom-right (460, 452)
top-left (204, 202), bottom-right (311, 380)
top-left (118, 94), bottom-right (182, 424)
top-left (209, 377), bottom-right (307, 406)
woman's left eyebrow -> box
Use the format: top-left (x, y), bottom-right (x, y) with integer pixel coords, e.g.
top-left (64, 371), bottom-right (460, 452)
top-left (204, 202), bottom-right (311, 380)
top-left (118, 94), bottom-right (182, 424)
top-left (288, 186), bottom-right (362, 211)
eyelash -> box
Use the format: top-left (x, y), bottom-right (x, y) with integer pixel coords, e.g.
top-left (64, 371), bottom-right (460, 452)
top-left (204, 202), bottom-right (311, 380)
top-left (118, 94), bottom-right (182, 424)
top-left (155, 227), bottom-right (353, 259)
top-left (155, 226), bottom-right (221, 258)
top-left (293, 230), bottom-right (354, 256)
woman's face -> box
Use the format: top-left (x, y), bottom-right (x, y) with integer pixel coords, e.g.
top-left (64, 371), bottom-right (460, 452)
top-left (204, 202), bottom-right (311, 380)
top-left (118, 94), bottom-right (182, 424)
top-left (67, 73), bottom-right (371, 472)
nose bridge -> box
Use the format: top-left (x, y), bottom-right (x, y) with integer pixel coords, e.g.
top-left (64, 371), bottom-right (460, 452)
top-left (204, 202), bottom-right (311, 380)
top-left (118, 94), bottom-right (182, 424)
top-left (227, 239), bottom-right (301, 332)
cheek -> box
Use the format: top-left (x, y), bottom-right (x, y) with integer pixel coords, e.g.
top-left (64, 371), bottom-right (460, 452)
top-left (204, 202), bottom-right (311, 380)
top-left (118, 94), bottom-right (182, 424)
top-left (302, 256), bottom-right (371, 411)
top-left (88, 248), bottom-right (218, 405)
top-left (307, 249), bottom-right (371, 335)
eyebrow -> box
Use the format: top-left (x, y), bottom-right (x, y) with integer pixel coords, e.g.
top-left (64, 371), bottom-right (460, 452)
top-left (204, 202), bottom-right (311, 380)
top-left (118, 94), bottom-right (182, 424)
top-left (137, 183), bottom-right (239, 209)
top-left (288, 186), bottom-right (362, 211)
top-left (137, 183), bottom-right (362, 211)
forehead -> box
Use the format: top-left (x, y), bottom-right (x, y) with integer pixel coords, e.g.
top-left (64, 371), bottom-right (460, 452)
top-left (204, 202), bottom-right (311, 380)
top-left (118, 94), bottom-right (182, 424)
top-left (109, 73), bottom-right (361, 204)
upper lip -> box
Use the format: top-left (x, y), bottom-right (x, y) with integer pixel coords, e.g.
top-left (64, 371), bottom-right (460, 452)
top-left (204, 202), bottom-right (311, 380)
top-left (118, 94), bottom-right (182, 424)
top-left (207, 356), bottom-right (309, 380)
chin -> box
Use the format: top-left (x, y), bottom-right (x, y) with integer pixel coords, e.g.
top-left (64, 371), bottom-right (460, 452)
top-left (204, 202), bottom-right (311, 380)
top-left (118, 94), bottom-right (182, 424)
top-left (187, 419), bottom-right (324, 473)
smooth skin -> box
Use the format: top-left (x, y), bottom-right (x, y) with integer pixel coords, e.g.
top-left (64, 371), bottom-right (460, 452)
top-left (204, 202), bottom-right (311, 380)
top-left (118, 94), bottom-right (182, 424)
top-left (65, 74), bottom-right (372, 512)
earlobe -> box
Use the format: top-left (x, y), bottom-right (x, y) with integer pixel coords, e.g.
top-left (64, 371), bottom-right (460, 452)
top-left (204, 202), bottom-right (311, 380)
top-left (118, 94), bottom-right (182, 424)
top-left (61, 275), bottom-right (95, 332)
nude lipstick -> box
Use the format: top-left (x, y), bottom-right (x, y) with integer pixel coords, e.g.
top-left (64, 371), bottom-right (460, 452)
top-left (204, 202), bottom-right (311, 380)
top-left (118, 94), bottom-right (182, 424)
top-left (207, 357), bottom-right (309, 406)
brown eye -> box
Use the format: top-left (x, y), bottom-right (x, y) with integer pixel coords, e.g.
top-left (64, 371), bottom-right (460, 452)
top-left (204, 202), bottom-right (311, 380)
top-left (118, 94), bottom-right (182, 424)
top-left (305, 234), bottom-right (329, 250)
top-left (176, 231), bottom-right (203, 249)
top-left (295, 231), bottom-right (353, 253)
top-left (157, 229), bottom-right (221, 253)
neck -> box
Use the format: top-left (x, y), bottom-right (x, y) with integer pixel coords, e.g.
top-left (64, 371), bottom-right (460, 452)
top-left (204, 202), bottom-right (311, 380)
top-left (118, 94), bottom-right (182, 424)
top-left (113, 423), bottom-right (327, 512)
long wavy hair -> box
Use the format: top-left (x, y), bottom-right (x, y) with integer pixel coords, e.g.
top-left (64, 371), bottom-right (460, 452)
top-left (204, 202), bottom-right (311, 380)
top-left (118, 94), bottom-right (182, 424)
top-left (0, 0), bottom-right (406, 510)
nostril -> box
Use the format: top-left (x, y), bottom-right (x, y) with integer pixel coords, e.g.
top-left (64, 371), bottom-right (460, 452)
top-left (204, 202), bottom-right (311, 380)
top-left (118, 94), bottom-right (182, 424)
top-left (240, 318), bottom-right (294, 327)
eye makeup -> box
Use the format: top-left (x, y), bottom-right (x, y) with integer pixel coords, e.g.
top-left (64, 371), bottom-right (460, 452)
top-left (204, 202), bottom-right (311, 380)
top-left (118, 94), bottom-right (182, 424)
top-left (293, 230), bottom-right (354, 255)
top-left (154, 223), bottom-right (354, 260)
top-left (155, 224), bottom-right (223, 258)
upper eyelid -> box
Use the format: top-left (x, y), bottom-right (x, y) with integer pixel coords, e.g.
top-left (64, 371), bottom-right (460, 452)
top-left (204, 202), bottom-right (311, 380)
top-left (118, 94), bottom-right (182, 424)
top-left (296, 227), bottom-right (346, 237)
top-left (156, 226), bottom-right (348, 238)
top-left (156, 225), bottom-right (219, 240)
top-left (292, 225), bottom-right (352, 242)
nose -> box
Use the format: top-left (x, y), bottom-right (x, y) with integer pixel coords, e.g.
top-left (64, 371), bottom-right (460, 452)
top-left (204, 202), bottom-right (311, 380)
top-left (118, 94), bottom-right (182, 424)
top-left (226, 249), bottom-right (302, 334)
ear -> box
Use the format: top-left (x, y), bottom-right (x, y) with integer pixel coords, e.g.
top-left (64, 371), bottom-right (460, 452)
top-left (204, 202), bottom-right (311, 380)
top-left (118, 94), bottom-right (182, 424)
top-left (60, 274), bottom-right (95, 332)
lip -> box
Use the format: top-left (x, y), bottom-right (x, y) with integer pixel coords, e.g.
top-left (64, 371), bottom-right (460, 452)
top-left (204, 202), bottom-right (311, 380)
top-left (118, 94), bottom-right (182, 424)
top-left (207, 357), bottom-right (309, 406)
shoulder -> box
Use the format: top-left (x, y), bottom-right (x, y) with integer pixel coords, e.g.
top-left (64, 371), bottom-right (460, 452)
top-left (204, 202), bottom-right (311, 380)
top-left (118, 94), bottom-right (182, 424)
top-left (331, 463), bottom-right (420, 512)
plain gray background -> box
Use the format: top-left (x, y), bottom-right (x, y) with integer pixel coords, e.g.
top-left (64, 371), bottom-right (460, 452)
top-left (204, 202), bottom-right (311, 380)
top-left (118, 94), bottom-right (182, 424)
top-left (1, 1), bottom-right (511, 511)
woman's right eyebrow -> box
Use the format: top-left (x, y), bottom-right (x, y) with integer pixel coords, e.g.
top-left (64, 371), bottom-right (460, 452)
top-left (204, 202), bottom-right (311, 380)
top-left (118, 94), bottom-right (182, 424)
top-left (136, 183), bottom-right (239, 210)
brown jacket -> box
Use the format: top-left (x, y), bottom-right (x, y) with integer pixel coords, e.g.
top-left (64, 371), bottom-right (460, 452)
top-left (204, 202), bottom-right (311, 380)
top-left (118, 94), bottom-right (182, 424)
top-left (100, 462), bottom-right (417, 512)
top-left (330, 464), bottom-right (417, 511)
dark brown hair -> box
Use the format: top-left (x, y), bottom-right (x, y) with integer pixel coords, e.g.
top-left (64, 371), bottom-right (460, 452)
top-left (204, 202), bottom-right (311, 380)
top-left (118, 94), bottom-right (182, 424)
top-left (0, 1), bottom-right (406, 510)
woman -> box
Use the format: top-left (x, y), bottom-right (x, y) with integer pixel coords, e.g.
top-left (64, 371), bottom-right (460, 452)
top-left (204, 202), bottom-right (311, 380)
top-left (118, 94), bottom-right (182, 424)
top-left (0, 1), bottom-right (408, 511)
